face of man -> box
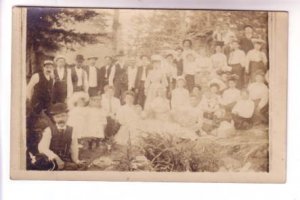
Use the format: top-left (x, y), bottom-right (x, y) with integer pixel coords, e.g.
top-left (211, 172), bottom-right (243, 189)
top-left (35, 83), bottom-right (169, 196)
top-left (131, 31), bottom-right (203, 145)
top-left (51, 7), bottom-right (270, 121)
top-left (53, 112), bottom-right (68, 129)
top-left (245, 27), bottom-right (253, 39)
top-left (43, 64), bottom-right (54, 76)
top-left (76, 59), bottom-right (84, 67)
top-left (215, 46), bottom-right (222, 53)
top-left (231, 42), bottom-right (239, 50)
top-left (176, 49), bottom-right (183, 57)
top-left (89, 58), bottom-right (97, 66)
top-left (56, 58), bottom-right (65, 68)
top-left (166, 55), bottom-right (174, 63)
top-left (104, 57), bottom-right (112, 66)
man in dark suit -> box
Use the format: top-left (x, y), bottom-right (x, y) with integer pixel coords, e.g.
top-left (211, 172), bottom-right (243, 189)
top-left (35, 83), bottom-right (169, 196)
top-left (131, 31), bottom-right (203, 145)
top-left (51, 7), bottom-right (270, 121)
top-left (113, 51), bottom-right (128, 99)
top-left (134, 55), bottom-right (152, 108)
top-left (86, 55), bottom-right (101, 97)
top-left (99, 56), bottom-right (114, 93)
top-left (239, 25), bottom-right (255, 54)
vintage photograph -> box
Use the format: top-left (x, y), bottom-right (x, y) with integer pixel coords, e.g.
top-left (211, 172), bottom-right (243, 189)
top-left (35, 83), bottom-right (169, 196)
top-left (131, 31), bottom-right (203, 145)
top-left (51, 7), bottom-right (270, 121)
top-left (11, 7), bottom-right (287, 182)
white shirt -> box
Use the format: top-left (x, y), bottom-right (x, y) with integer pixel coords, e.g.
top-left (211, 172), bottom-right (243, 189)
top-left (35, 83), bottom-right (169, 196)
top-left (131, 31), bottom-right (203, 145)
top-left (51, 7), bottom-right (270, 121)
top-left (101, 94), bottom-right (121, 116)
top-left (222, 88), bottom-right (240, 105)
top-left (211, 53), bottom-right (230, 71)
top-left (105, 65), bottom-right (116, 86)
top-left (196, 56), bottom-right (213, 72)
top-left (228, 49), bottom-right (246, 67)
top-left (171, 88), bottom-right (190, 110)
top-left (38, 125), bottom-right (78, 161)
top-left (246, 49), bottom-right (268, 72)
top-left (248, 82), bottom-right (269, 109)
top-left (75, 67), bottom-right (84, 86)
top-left (232, 99), bottom-right (255, 118)
top-left (127, 67), bottom-right (138, 90)
top-left (88, 65), bottom-right (98, 88)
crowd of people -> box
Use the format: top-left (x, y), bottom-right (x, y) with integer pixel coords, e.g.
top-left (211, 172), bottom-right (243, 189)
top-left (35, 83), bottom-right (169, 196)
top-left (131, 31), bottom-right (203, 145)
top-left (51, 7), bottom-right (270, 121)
top-left (26, 24), bottom-right (269, 170)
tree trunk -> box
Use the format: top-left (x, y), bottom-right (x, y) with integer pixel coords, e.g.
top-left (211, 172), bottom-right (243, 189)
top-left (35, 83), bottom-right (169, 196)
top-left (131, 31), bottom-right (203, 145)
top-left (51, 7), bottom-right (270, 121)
top-left (112, 10), bottom-right (120, 54)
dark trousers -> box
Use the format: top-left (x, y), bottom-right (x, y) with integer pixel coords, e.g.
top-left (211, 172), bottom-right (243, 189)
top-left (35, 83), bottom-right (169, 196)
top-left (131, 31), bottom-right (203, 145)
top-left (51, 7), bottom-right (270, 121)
top-left (185, 74), bottom-right (195, 92)
top-left (135, 81), bottom-right (146, 108)
top-left (232, 114), bottom-right (253, 130)
top-left (88, 87), bottom-right (100, 97)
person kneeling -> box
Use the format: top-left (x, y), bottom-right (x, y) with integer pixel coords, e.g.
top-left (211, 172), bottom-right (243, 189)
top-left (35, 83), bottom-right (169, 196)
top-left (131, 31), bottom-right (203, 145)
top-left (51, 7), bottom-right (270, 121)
top-left (36, 103), bottom-right (83, 170)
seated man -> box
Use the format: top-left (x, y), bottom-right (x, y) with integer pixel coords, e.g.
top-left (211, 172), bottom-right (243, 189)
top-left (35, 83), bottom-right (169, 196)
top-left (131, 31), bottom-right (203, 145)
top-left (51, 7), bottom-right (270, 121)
top-left (33, 103), bottom-right (82, 170)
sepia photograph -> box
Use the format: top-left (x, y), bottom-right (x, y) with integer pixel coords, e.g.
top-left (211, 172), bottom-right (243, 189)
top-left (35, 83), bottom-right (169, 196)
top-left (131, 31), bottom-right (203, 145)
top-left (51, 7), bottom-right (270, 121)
top-left (10, 7), bottom-right (287, 182)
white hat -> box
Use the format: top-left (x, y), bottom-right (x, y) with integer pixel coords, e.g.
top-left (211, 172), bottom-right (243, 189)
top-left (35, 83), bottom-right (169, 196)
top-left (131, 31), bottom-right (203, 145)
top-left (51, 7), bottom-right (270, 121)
top-left (87, 55), bottom-right (99, 60)
top-left (43, 60), bottom-right (54, 66)
top-left (54, 55), bottom-right (66, 63)
top-left (151, 54), bottom-right (162, 62)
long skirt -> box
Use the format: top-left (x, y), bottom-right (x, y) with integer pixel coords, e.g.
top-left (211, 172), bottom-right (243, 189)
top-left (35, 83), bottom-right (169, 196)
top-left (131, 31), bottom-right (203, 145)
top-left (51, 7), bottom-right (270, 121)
top-left (249, 61), bottom-right (267, 81)
top-left (229, 64), bottom-right (244, 89)
top-left (185, 74), bottom-right (195, 92)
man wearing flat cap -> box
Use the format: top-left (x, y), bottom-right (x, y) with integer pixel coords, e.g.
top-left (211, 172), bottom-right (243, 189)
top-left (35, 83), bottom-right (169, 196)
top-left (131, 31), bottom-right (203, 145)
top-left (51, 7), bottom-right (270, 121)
top-left (86, 55), bottom-right (101, 97)
top-left (70, 54), bottom-right (88, 93)
top-left (52, 56), bottom-right (73, 104)
top-left (37, 103), bottom-right (81, 170)
top-left (26, 59), bottom-right (55, 114)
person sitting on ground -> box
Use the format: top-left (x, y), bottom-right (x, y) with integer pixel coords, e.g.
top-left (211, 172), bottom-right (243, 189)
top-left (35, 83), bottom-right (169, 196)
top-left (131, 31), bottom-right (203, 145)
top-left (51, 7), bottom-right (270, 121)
top-left (221, 76), bottom-right (240, 112)
top-left (37, 103), bottom-right (83, 170)
top-left (231, 89), bottom-right (255, 130)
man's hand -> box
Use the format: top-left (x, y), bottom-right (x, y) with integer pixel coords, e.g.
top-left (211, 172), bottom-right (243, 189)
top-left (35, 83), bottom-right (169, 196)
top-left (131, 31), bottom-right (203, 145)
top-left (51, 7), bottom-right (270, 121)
top-left (54, 157), bottom-right (65, 170)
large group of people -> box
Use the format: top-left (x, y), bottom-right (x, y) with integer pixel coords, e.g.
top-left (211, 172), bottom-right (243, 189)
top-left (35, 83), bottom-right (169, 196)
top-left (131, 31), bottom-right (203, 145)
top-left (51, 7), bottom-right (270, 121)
top-left (26, 24), bottom-right (269, 170)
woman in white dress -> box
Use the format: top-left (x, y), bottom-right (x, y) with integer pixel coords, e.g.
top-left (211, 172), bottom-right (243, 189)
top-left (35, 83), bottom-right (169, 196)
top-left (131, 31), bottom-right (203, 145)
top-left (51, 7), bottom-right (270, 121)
top-left (144, 55), bottom-right (168, 111)
top-left (115, 91), bottom-right (141, 145)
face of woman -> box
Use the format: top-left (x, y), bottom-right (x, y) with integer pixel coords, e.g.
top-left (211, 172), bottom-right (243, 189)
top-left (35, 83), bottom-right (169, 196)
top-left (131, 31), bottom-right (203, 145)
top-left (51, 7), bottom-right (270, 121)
top-left (215, 46), bottom-right (222, 53)
top-left (125, 95), bottom-right (134, 105)
top-left (152, 61), bottom-right (161, 69)
top-left (254, 43), bottom-right (262, 50)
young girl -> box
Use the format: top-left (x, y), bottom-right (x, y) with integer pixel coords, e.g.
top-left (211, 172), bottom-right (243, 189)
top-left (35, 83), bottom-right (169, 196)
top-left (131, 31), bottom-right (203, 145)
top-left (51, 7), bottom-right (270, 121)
top-left (85, 95), bottom-right (107, 149)
top-left (67, 92), bottom-right (89, 149)
top-left (232, 89), bottom-right (255, 130)
top-left (171, 76), bottom-right (190, 111)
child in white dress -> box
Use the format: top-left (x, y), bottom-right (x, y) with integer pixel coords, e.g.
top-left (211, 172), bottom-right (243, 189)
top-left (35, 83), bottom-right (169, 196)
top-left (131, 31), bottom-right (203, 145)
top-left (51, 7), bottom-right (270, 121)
top-left (67, 92), bottom-right (89, 148)
top-left (85, 95), bottom-right (107, 149)
top-left (171, 77), bottom-right (190, 112)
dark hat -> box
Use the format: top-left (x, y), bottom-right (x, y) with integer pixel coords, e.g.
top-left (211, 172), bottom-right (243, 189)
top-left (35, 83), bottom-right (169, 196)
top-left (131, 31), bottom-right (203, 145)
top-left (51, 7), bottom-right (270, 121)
top-left (228, 74), bottom-right (239, 81)
top-left (49, 103), bottom-right (69, 115)
top-left (76, 54), bottom-right (85, 62)
top-left (115, 50), bottom-right (125, 57)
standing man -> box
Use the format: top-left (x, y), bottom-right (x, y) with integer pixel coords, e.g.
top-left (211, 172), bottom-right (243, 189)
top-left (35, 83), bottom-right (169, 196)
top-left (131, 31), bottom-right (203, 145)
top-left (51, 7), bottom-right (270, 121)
top-left (27, 60), bottom-right (54, 114)
top-left (113, 51), bottom-right (128, 98)
top-left (99, 56), bottom-right (115, 93)
top-left (239, 25), bottom-right (255, 54)
top-left (70, 54), bottom-right (88, 93)
top-left (86, 55), bottom-right (101, 97)
top-left (52, 56), bottom-right (73, 104)
top-left (174, 47), bottom-right (184, 76)
top-left (134, 55), bottom-right (151, 108)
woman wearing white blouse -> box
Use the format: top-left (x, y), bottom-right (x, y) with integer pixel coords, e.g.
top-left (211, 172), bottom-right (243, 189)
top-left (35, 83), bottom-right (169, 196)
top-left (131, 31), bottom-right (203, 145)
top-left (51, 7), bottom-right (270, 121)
top-left (245, 38), bottom-right (268, 82)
